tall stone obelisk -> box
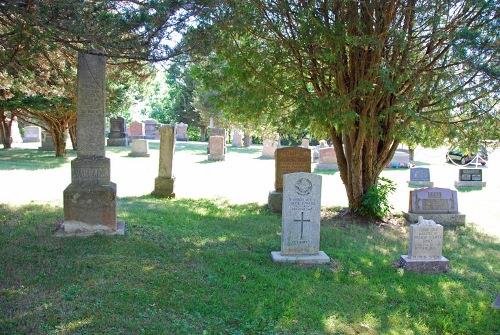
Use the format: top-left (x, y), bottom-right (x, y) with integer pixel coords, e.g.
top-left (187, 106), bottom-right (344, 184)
top-left (152, 125), bottom-right (176, 198)
top-left (58, 51), bottom-right (124, 236)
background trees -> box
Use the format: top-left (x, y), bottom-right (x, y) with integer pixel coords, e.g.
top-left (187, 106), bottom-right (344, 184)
top-left (187, 0), bottom-right (499, 211)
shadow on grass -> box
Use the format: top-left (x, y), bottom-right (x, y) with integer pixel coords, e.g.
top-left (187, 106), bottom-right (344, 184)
top-left (456, 186), bottom-right (484, 192)
top-left (0, 149), bottom-right (75, 170)
top-left (314, 169), bottom-right (338, 175)
top-left (0, 197), bottom-right (498, 334)
top-left (197, 159), bottom-right (223, 164)
top-left (412, 160), bottom-right (431, 166)
top-left (227, 146), bottom-right (262, 155)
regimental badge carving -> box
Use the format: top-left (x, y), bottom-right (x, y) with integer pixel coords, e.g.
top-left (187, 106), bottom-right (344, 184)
top-left (295, 178), bottom-right (312, 195)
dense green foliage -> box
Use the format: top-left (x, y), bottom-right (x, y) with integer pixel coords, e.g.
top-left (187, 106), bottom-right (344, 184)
top-left (358, 177), bottom-right (397, 219)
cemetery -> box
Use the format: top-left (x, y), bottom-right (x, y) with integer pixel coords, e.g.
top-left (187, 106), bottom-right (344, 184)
top-left (0, 2), bottom-right (498, 334)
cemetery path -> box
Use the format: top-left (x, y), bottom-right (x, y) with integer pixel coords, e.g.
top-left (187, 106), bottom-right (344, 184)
top-left (1, 142), bottom-right (499, 238)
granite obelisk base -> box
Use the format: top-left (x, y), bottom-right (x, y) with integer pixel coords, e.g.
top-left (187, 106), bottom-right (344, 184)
top-left (152, 176), bottom-right (175, 198)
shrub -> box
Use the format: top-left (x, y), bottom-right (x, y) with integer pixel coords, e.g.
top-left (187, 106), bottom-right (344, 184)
top-left (357, 177), bottom-right (396, 219)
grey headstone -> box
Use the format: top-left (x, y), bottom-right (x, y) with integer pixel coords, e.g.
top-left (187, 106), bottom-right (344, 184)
top-left (23, 126), bottom-right (41, 142)
top-left (271, 172), bottom-right (329, 264)
top-left (410, 168), bottom-right (431, 182)
top-left (459, 169), bottom-right (482, 182)
top-left (128, 139), bottom-right (149, 157)
top-left (409, 188), bottom-right (458, 214)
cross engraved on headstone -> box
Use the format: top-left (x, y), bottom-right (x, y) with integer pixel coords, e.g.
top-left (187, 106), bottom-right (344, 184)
top-left (294, 211), bottom-right (310, 239)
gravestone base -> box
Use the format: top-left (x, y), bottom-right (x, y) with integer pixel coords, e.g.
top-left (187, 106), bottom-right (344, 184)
top-left (55, 221), bottom-right (125, 237)
top-left (454, 181), bottom-right (486, 188)
top-left (107, 138), bottom-right (128, 146)
top-left (271, 251), bottom-right (330, 265)
top-left (404, 212), bottom-right (466, 226)
top-left (407, 181), bottom-right (434, 188)
top-left (152, 177), bottom-right (175, 198)
top-left (128, 152), bottom-right (150, 157)
top-left (268, 191), bottom-right (282, 213)
top-left (398, 255), bottom-right (450, 273)
top-left (315, 163), bottom-right (338, 170)
top-left (208, 154), bottom-right (225, 161)
top-left (63, 183), bottom-right (118, 233)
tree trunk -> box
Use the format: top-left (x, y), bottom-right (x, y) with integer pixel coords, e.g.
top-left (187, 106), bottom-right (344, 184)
top-left (68, 121), bottom-right (77, 150)
top-left (330, 126), bottom-right (399, 213)
top-left (409, 147), bottom-right (415, 162)
top-left (0, 112), bottom-right (13, 149)
top-left (52, 128), bottom-right (67, 157)
top-left (200, 126), bottom-right (207, 142)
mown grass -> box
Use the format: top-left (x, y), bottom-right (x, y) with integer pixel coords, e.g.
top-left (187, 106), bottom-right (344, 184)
top-left (0, 198), bottom-right (498, 334)
top-left (0, 149), bottom-right (75, 170)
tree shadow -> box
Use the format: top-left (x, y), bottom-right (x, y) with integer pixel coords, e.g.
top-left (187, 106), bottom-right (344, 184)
top-left (314, 168), bottom-right (338, 175)
top-left (412, 160), bottom-right (431, 166)
top-left (227, 146), bottom-right (262, 155)
top-left (0, 198), bottom-right (498, 334)
top-left (456, 186), bottom-right (484, 192)
top-left (0, 149), bottom-right (74, 171)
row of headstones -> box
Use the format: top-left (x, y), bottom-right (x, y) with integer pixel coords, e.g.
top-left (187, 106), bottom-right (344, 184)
top-left (268, 147), bottom-right (458, 273)
top-left (409, 167), bottom-right (487, 189)
top-left (271, 170), bottom-right (450, 273)
top-left (107, 118), bottom-right (188, 146)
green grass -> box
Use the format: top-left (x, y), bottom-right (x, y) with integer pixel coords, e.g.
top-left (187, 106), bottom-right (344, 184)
top-left (0, 198), bottom-right (498, 334)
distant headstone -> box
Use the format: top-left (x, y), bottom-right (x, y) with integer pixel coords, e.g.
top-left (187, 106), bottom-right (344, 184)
top-left (23, 126), bottom-right (41, 143)
top-left (232, 130), bottom-right (244, 147)
top-left (398, 216), bottom-right (450, 273)
top-left (493, 295), bottom-right (500, 309)
top-left (454, 168), bottom-right (486, 188)
top-left (386, 150), bottom-right (410, 168)
top-left (408, 167), bottom-right (433, 187)
top-left (261, 139), bottom-right (279, 158)
top-left (243, 134), bottom-right (252, 147)
top-left (176, 122), bottom-right (188, 141)
top-left (268, 147), bottom-right (311, 213)
top-left (271, 172), bottom-right (330, 264)
top-left (404, 187), bottom-right (465, 225)
top-left (144, 119), bottom-right (158, 139)
top-left (318, 140), bottom-right (328, 148)
top-left (128, 121), bottom-right (145, 139)
top-left (316, 147), bottom-right (337, 170)
top-left (107, 117), bottom-right (128, 146)
top-left (208, 136), bottom-right (225, 161)
top-left (58, 51), bottom-right (123, 236)
top-left (208, 127), bottom-right (226, 154)
top-left (128, 139), bottom-right (150, 157)
top-left (38, 131), bottom-right (55, 151)
top-left (301, 138), bottom-right (310, 148)
top-left (10, 117), bottom-right (22, 143)
top-left (152, 125), bottom-right (176, 197)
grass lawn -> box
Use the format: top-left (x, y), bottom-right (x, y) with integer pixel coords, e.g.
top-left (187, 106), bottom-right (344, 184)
top-left (0, 197), bottom-right (498, 334)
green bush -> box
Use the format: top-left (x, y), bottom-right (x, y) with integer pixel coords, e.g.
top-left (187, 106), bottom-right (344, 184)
top-left (357, 177), bottom-right (396, 219)
top-left (187, 126), bottom-right (201, 141)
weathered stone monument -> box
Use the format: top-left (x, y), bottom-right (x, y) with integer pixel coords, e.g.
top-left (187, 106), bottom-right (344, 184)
top-left (454, 168), bottom-right (486, 188)
top-left (386, 150), bottom-right (410, 168)
top-left (144, 119), bottom-right (159, 139)
top-left (232, 130), bottom-right (244, 147)
top-left (176, 122), bottom-right (188, 141)
top-left (208, 136), bottom-right (225, 161)
top-left (107, 117), bottom-right (128, 146)
top-left (152, 125), bottom-right (176, 197)
top-left (261, 139), bottom-right (279, 159)
top-left (408, 167), bottom-right (433, 187)
top-left (301, 138), bottom-right (310, 148)
top-left (128, 121), bottom-right (145, 139)
top-left (208, 127), bottom-right (226, 154)
top-left (268, 147), bottom-right (311, 213)
top-left (398, 216), bottom-right (450, 273)
top-left (38, 131), bottom-right (55, 151)
top-left (23, 125), bottom-right (41, 143)
top-left (128, 139), bottom-right (150, 157)
top-left (404, 187), bottom-right (465, 225)
top-left (271, 172), bottom-right (330, 264)
top-left (243, 134), bottom-right (252, 147)
top-left (10, 117), bottom-right (22, 143)
top-left (316, 147), bottom-right (337, 170)
top-left (58, 51), bottom-right (123, 236)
